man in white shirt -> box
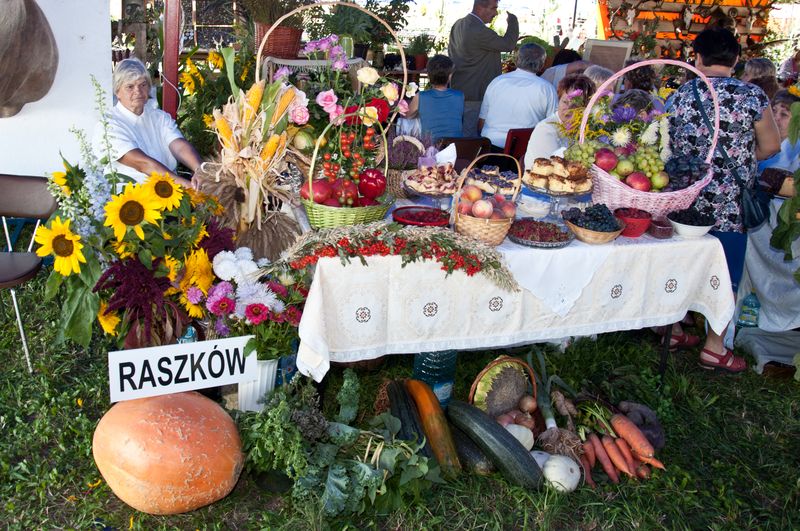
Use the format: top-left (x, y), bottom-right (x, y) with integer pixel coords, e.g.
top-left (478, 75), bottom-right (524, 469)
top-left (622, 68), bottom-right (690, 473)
top-left (477, 44), bottom-right (557, 149)
top-left (93, 58), bottom-right (201, 186)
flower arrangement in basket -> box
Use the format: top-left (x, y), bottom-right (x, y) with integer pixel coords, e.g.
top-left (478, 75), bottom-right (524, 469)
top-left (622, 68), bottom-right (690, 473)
top-left (197, 247), bottom-right (309, 360)
top-left (196, 48), bottom-right (308, 260)
top-left (452, 153), bottom-right (521, 246)
top-left (254, 2), bottom-right (411, 229)
top-left (568, 59), bottom-right (720, 217)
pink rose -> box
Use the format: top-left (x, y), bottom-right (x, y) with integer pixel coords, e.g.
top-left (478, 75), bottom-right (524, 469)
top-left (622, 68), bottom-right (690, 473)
top-left (316, 89), bottom-right (338, 113)
top-left (290, 105), bottom-right (310, 125)
top-left (397, 99), bottom-right (409, 116)
top-left (328, 104), bottom-right (345, 125)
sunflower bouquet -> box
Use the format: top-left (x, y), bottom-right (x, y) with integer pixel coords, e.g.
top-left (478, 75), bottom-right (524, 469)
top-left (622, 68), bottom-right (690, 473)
top-left (38, 163), bottom-right (234, 348)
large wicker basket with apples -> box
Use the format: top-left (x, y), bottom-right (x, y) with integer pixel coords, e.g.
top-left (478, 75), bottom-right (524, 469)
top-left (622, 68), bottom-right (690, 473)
top-left (453, 153), bottom-right (521, 246)
top-left (578, 59), bottom-right (719, 218)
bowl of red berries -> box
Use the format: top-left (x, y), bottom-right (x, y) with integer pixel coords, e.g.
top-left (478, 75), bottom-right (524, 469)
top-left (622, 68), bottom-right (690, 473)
top-left (392, 206), bottom-right (450, 227)
top-left (614, 208), bottom-right (652, 238)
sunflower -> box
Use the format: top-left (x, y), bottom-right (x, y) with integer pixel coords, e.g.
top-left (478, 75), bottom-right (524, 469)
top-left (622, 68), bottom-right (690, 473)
top-left (180, 292), bottom-right (205, 318)
top-left (52, 171), bottom-right (71, 197)
top-left (163, 255), bottom-right (180, 282)
top-left (208, 50), bottom-right (224, 70)
top-left (179, 71), bottom-right (196, 95)
top-left (193, 223), bottom-right (209, 247)
top-left (180, 248), bottom-right (214, 294)
top-left (97, 301), bottom-right (121, 336)
top-left (113, 241), bottom-right (134, 259)
top-left (203, 113), bottom-right (214, 127)
top-left (145, 173), bottom-right (184, 211)
top-left (35, 216), bottom-right (86, 276)
top-left (104, 183), bottom-right (163, 242)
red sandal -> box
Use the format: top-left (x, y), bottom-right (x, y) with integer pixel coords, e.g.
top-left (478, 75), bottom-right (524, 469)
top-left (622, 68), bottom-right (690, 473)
top-left (699, 348), bottom-right (747, 373)
top-left (660, 331), bottom-right (701, 351)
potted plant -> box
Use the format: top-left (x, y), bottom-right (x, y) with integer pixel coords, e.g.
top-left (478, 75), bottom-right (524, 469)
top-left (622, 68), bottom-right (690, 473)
top-left (406, 33), bottom-right (435, 70)
top-left (241, 0), bottom-right (309, 59)
top-left (200, 249), bottom-right (309, 412)
top-left (322, 5), bottom-right (374, 59)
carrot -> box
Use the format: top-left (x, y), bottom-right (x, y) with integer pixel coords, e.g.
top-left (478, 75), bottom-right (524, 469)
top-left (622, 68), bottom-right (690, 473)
top-left (635, 453), bottom-right (666, 471)
top-left (589, 433), bottom-right (619, 484)
top-left (580, 454), bottom-right (596, 488)
top-left (615, 438), bottom-right (636, 477)
top-left (583, 440), bottom-right (596, 469)
top-left (635, 463), bottom-right (651, 480)
top-left (602, 435), bottom-right (634, 478)
top-left (610, 414), bottom-right (654, 458)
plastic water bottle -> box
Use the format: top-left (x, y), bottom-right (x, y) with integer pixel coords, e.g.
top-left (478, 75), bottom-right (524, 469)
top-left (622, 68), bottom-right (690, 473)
top-left (412, 350), bottom-right (458, 408)
top-left (737, 292), bottom-right (761, 328)
top-left (177, 324), bottom-right (197, 344)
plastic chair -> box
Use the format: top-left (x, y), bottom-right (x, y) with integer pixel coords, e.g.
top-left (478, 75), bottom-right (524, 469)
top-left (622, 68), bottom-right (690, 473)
top-left (436, 136), bottom-right (492, 172)
top-left (0, 175), bottom-right (57, 373)
top-left (503, 128), bottom-right (534, 169)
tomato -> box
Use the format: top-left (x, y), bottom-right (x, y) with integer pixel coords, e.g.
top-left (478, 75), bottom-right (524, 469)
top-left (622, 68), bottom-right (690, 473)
top-left (331, 178), bottom-right (359, 206)
top-left (323, 153), bottom-right (332, 161)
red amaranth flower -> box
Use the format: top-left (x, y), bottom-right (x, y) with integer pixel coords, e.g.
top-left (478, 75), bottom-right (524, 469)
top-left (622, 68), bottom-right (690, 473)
top-left (198, 218), bottom-right (235, 260)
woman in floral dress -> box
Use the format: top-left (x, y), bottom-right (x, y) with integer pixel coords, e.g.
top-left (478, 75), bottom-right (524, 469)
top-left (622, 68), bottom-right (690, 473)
top-left (668, 27), bottom-right (780, 372)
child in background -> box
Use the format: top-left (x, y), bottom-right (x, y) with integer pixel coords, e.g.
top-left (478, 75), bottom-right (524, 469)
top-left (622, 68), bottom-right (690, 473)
top-left (406, 55), bottom-right (464, 142)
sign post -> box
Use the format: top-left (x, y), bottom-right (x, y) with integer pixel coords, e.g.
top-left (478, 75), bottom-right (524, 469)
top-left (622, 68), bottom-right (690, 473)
top-left (108, 336), bottom-right (258, 402)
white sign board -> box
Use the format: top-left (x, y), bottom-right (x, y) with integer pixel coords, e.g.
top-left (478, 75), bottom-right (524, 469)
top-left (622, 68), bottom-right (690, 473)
top-left (108, 336), bottom-right (258, 402)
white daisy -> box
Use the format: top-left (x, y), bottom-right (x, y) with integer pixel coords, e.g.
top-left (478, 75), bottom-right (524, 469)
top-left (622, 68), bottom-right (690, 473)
top-left (611, 127), bottom-right (632, 147)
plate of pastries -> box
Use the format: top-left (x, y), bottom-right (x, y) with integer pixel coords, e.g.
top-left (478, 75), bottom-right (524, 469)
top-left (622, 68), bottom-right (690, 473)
top-left (403, 163), bottom-right (459, 196)
top-left (523, 156), bottom-right (591, 195)
top-left (464, 165), bottom-right (518, 195)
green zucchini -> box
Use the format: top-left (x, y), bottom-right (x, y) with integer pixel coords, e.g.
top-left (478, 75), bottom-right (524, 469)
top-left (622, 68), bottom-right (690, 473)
top-left (450, 424), bottom-right (495, 476)
top-left (387, 380), bottom-right (434, 459)
top-left (447, 400), bottom-right (542, 488)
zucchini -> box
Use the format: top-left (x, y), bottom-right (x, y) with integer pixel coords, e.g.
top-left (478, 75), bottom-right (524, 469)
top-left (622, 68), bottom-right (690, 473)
top-left (447, 400), bottom-right (542, 488)
top-left (450, 424), bottom-right (494, 476)
top-left (387, 380), bottom-right (434, 459)
top-left (405, 379), bottom-right (462, 478)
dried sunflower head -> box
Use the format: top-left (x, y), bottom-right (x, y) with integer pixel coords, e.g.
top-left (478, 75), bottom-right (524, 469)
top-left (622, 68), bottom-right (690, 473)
top-left (472, 359), bottom-right (531, 418)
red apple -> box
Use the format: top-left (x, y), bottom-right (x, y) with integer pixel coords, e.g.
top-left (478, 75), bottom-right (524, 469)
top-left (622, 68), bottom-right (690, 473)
top-left (594, 148), bottom-right (618, 172)
top-left (458, 199), bottom-right (474, 215)
top-left (625, 172), bottom-right (652, 192)
top-left (358, 196), bottom-right (380, 206)
top-left (461, 185), bottom-right (483, 203)
top-left (500, 201), bottom-right (517, 219)
top-left (492, 193), bottom-right (506, 205)
top-left (471, 199), bottom-right (494, 219)
top-left (300, 179), bottom-right (332, 204)
top-left (322, 197), bottom-right (341, 207)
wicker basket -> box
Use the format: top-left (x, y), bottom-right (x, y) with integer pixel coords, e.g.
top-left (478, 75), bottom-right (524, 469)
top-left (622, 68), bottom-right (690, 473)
top-left (453, 153), bottom-right (521, 246)
top-left (380, 135), bottom-right (426, 199)
top-left (578, 59), bottom-right (721, 217)
top-left (255, 1), bottom-right (409, 229)
top-left (564, 219), bottom-right (625, 244)
top-left (254, 23), bottom-right (302, 59)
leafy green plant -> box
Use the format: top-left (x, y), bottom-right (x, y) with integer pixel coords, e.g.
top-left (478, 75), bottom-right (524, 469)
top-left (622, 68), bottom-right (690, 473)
top-left (770, 98), bottom-right (800, 283)
top-left (239, 0), bottom-right (311, 28)
top-left (406, 33), bottom-right (435, 56)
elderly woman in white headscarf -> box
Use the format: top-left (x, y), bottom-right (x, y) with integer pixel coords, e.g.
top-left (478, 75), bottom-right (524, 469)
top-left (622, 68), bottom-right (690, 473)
top-left (93, 58), bottom-right (202, 187)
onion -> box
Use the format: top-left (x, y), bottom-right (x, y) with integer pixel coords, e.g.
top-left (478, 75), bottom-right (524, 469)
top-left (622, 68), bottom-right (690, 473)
top-left (495, 413), bottom-right (514, 427)
top-left (518, 395), bottom-right (538, 414)
top-left (515, 413), bottom-right (536, 430)
top-left (507, 409), bottom-right (524, 421)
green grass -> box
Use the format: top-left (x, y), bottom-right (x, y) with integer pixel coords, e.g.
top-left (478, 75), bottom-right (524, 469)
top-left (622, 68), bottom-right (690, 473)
top-left (2, 270), bottom-right (800, 530)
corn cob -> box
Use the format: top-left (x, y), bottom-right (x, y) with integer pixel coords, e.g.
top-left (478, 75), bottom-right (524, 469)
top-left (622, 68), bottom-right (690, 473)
top-left (270, 88), bottom-right (296, 126)
top-left (213, 109), bottom-right (237, 151)
top-left (242, 80), bottom-right (265, 127)
top-left (277, 131), bottom-right (287, 156)
top-left (260, 133), bottom-right (281, 163)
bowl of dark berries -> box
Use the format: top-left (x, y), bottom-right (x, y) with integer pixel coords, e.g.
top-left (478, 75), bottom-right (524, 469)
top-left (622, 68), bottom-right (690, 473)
top-left (614, 208), bottom-right (652, 238)
top-left (508, 218), bottom-right (574, 248)
top-left (648, 217), bottom-right (673, 239)
top-left (392, 206), bottom-right (450, 227)
top-left (666, 208), bottom-right (715, 238)
top-left (562, 204), bottom-right (624, 244)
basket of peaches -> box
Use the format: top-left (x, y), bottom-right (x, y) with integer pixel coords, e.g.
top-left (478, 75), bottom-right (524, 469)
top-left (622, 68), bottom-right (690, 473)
top-left (452, 154), bottom-right (521, 246)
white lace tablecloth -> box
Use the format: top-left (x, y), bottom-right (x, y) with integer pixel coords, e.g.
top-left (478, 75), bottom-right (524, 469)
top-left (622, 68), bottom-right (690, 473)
top-left (297, 234), bottom-right (735, 381)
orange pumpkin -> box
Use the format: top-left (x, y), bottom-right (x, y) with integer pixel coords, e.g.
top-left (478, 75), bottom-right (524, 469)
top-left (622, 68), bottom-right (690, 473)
top-left (92, 391), bottom-right (243, 515)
